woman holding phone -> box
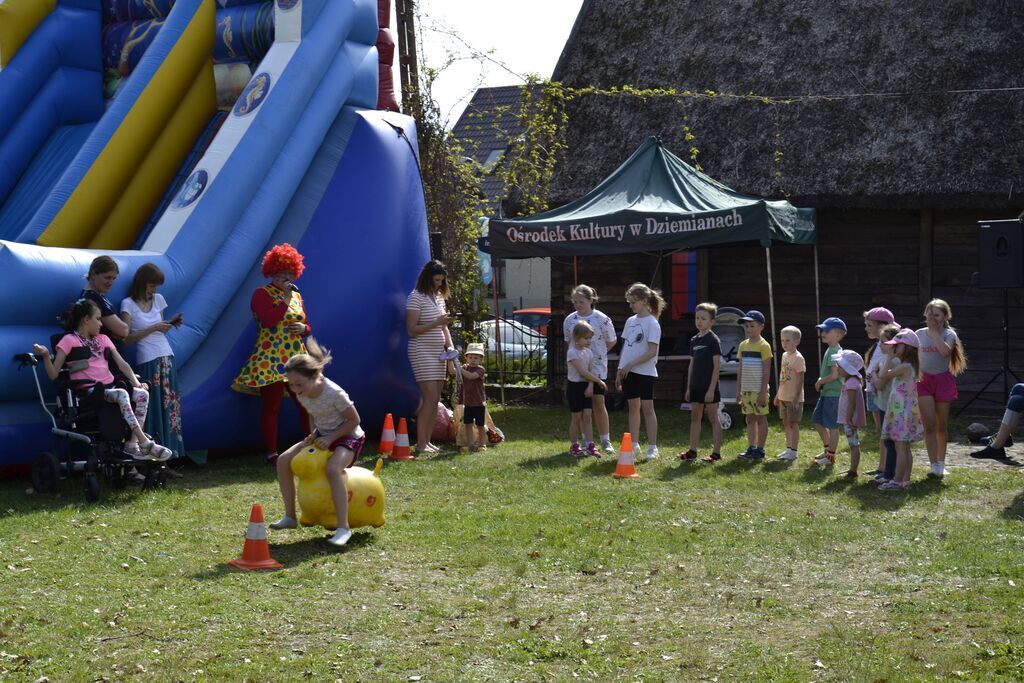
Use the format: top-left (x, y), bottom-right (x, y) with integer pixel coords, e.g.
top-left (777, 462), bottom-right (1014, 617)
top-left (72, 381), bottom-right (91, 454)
top-left (406, 260), bottom-right (456, 454)
top-left (120, 263), bottom-right (191, 467)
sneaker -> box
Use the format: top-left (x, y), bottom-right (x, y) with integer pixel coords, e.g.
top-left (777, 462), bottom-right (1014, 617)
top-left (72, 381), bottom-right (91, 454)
top-left (645, 445), bottom-right (659, 461)
top-left (701, 452), bottom-right (722, 463)
top-left (777, 449), bottom-right (797, 461)
top-left (865, 469), bottom-right (883, 476)
top-left (971, 445), bottom-right (1007, 460)
top-left (601, 439), bottom-right (615, 454)
top-left (585, 442), bottom-right (600, 457)
top-left (868, 476), bottom-right (889, 486)
top-left (927, 462), bottom-right (944, 479)
top-left (269, 516), bottom-right (297, 530)
top-left (677, 449), bottom-right (698, 461)
top-left (748, 448), bottom-right (765, 461)
top-left (809, 455), bottom-right (830, 468)
top-left (570, 443), bottom-right (584, 458)
top-left (326, 528), bottom-right (352, 547)
top-left (879, 480), bottom-right (908, 491)
top-left (633, 445), bottom-right (642, 461)
top-left (981, 434), bottom-right (1013, 448)
top-left (738, 446), bottom-right (756, 459)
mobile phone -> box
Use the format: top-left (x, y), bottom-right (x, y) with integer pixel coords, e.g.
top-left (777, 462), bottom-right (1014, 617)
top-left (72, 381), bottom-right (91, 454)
top-left (171, 313), bottom-right (184, 326)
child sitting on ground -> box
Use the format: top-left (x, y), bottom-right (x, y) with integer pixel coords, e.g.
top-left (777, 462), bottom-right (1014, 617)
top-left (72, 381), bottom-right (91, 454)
top-left (460, 343), bottom-right (487, 452)
top-left (269, 338), bottom-right (366, 547)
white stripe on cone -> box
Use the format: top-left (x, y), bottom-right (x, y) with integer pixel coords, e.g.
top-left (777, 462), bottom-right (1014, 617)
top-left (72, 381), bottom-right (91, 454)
top-left (246, 522), bottom-right (268, 541)
top-left (394, 432), bottom-right (409, 447)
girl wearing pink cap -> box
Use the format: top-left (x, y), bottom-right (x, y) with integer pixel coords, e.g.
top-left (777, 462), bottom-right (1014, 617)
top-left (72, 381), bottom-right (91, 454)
top-left (915, 299), bottom-right (968, 479)
top-left (879, 329), bottom-right (925, 490)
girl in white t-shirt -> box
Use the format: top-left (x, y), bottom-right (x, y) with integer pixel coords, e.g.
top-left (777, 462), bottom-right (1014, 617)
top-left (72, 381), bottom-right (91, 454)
top-left (270, 338), bottom-right (366, 547)
top-left (563, 285), bottom-right (618, 453)
top-left (615, 283), bottom-right (664, 461)
top-left (121, 263), bottom-right (187, 464)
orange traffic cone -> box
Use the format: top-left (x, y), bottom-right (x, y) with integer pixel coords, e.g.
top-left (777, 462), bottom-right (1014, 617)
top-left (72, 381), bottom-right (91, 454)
top-left (229, 503), bottom-right (283, 570)
top-left (612, 433), bottom-right (640, 479)
top-left (389, 417), bottom-right (414, 460)
top-left (378, 413), bottom-right (395, 454)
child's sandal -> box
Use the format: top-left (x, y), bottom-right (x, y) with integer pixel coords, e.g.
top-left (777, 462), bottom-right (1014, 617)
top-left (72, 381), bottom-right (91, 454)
top-left (677, 449), bottom-right (698, 461)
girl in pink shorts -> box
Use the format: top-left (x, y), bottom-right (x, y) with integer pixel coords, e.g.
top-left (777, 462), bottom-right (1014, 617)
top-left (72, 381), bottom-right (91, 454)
top-left (915, 299), bottom-right (967, 479)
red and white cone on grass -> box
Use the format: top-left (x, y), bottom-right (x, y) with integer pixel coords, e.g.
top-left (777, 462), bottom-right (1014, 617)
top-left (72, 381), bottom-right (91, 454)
top-left (612, 433), bottom-right (640, 479)
top-left (229, 503), bottom-right (283, 570)
top-left (378, 413), bottom-right (395, 455)
top-left (389, 417), bottom-right (414, 460)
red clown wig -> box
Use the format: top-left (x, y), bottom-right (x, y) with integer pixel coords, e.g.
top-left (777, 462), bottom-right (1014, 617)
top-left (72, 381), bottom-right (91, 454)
top-left (261, 243), bottom-right (305, 279)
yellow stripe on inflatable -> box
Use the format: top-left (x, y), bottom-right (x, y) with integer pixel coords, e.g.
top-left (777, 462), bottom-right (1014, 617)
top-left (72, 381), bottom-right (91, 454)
top-left (89, 64), bottom-right (215, 250)
top-left (37, 0), bottom-right (216, 248)
top-left (0, 0), bottom-right (57, 69)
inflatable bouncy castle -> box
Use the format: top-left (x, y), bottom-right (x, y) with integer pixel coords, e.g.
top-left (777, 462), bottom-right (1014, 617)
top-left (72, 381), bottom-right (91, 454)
top-left (0, 0), bottom-right (427, 471)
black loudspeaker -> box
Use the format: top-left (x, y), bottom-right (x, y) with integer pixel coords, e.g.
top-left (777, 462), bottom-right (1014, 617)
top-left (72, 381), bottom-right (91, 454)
top-left (428, 231), bottom-right (444, 262)
top-left (978, 219), bottom-right (1024, 289)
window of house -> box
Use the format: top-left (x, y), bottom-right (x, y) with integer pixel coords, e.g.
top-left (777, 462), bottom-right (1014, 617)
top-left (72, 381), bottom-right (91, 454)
top-left (483, 149), bottom-right (504, 171)
top-left (670, 251), bottom-right (698, 319)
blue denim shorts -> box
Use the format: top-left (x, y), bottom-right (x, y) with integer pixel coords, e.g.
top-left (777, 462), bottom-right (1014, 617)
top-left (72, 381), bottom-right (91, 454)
top-left (811, 395), bottom-right (840, 429)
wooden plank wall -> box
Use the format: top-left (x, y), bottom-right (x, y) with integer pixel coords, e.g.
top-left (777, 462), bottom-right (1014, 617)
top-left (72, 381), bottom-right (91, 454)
top-left (548, 208), bottom-right (1024, 414)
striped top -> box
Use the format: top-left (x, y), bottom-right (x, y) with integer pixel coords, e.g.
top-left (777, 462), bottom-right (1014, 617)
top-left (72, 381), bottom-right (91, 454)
top-left (406, 289), bottom-right (448, 382)
top-left (738, 336), bottom-right (772, 393)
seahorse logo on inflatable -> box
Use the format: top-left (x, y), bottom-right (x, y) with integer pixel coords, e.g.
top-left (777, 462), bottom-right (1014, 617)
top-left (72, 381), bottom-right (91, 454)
top-left (277, 0), bottom-right (299, 10)
top-left (233, 72), bottom-right (271, 117)
top-left (172, 169), bottom-right (209, 210)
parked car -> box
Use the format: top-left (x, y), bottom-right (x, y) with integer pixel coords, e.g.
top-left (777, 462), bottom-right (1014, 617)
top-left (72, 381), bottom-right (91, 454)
top-left (479, 318), bottom-right (547, 360)
top-left (511, 307), bottom-right (551, 336)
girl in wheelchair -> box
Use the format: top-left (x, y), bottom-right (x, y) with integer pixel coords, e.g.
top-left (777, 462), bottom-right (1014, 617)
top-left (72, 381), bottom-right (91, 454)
top-left (33, 299), bottom-right (172, 462)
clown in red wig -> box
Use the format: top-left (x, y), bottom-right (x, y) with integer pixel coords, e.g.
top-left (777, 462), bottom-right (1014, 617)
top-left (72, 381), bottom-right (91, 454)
top-left (232, 243), bottom-right (312, 463)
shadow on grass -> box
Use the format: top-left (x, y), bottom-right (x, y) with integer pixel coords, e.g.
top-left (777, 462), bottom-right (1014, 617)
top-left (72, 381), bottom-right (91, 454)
top-left (1001, 490), bottom-right (1024, 521)
top-left (801, 466), bottom-right (831, 483)
top-left (659, 460), bottom-right (702, 480)
top-left (518, 452), bottom-right (581, 470)
top-left (712, 456), bottom-right (760, 476)
top-left (761, 459), bottom-right (796, 474)
top-left (191, 532), bottom-right (377, 580)
top-left (847, 475), bottom-right (945, 511)
top-left (581, 457), bottom-right (618, 476)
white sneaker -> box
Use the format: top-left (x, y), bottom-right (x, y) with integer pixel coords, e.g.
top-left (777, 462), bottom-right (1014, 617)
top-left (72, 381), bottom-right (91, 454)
top-left (269, 516), bottom-right (297, 530)
top-left (601, 439), bottom-right (615, 454)
top-left (812, 455), bottom-right (830, 467)
top-left (327, 528), bottom-right (352, 547)
top-left (929, 462), bottom-right (946, 478)
top-left (777, 449), bottom-right (797, 461)
top-left (645, 445), bottom-right (659, 461)
top-left (633, 445), bottom-right (642, 461)
top-left (939, 462), bottom-right (949, 476)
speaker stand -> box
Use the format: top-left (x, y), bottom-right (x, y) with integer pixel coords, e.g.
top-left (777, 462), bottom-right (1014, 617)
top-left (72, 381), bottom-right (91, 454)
top-left (957, 288), bottom-right (1021, 415)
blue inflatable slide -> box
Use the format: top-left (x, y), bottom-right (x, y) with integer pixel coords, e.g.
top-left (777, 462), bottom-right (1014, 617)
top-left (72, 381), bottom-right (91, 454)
top-left (0, 0), bottom-right (428, 471)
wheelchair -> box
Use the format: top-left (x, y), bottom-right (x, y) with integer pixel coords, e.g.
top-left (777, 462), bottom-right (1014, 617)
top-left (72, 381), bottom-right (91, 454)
top-left (14, 336), bottom-right (167, 502)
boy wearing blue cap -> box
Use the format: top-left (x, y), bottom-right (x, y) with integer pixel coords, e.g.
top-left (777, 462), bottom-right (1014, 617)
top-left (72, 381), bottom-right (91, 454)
top-left (737, 310), bottom-right (772, 460)
top-left (811, 317), bottom-right (847, 466)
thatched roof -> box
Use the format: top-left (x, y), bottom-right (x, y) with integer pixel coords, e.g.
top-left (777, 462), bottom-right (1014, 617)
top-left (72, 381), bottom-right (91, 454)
top-left (549, 0), bottom-right (1024, 210)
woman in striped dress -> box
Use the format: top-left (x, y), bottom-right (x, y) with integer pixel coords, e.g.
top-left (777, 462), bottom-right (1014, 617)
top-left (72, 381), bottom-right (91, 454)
top-left (406, 260), bottom-right (455, 453)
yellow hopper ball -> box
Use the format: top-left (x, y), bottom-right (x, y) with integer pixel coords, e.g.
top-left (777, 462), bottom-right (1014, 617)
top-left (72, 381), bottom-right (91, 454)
top-left (290, 447), bottom-right (386, 529)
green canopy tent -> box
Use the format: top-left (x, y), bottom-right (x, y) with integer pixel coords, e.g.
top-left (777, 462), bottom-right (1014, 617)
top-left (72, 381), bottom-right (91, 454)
top-left (487, 136), bottom-right (820, 388)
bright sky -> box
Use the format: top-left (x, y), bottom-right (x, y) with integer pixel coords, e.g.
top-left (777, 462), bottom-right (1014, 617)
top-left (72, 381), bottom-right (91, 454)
top-left (405, 1), bottom-right (585, 126)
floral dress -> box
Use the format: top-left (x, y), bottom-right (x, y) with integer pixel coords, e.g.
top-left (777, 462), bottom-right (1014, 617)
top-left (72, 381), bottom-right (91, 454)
top-left (232, 284), bottom-right (308, 394)
top-left (882, 364), bottom-right (925, 442)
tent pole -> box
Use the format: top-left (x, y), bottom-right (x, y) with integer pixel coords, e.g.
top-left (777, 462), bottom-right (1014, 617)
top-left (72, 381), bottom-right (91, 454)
top-left (814, 244), bottom-right (822, 368)
top-left (491, 265), bottom-right (505, 405)
top-left (765, 247), bottom-right (780, 386)
top-left (573, 256), bottom-right (578, 286)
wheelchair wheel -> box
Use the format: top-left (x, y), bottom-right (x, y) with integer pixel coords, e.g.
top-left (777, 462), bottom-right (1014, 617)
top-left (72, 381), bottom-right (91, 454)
top-left (31, 452), bottom-right (62, 494)
top-left (84, 472), bottom-right (101, 502)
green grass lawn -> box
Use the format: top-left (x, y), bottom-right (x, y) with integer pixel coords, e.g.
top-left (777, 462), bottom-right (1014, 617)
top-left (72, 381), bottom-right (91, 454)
top-left (1, 405), bottom-right (1023, 681)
